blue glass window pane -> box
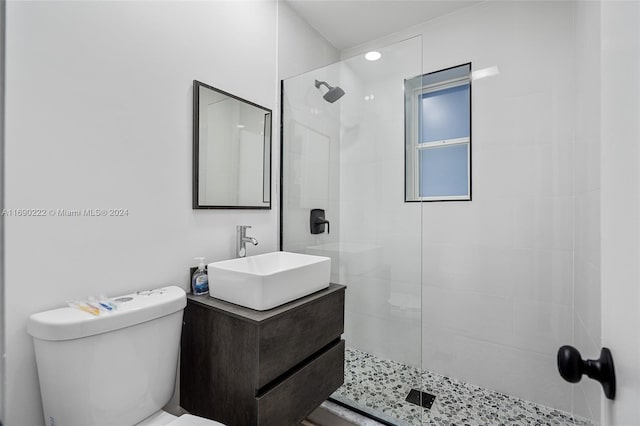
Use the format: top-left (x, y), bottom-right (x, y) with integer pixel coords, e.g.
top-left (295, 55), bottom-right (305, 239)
top-left (419, 144), bottom-right (469, 197)
top-left (420, 84), bottom-right (470, 143)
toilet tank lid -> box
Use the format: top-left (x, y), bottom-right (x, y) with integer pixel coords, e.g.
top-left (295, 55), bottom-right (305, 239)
top-left (27, 286), bottom-right (187, 341)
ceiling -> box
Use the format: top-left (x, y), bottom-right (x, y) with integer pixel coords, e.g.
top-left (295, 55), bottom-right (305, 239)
top-left (285, 0), bottom-right (482, 51)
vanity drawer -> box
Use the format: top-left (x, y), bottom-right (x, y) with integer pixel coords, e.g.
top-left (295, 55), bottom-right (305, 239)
top-left (256, 339), bottom-right (345, 426)
top-left (257, 287), bottom-right (345, 389)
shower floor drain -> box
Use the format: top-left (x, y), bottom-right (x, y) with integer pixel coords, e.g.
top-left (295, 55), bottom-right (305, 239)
top-left (405, 389), bottom-right (436, 409)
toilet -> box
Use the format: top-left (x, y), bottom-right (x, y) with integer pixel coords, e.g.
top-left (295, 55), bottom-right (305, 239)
top-left (27, 286), bottom-right (224, 426)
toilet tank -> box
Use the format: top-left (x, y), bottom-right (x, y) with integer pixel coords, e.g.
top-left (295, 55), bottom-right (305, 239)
top-left (27, 286), bottom-right (187, 426)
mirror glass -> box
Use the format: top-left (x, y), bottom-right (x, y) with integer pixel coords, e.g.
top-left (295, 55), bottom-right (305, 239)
top-left (193, 80), bottom-right (272, 209)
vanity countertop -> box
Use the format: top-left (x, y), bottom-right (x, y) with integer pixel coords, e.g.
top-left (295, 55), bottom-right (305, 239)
top-left (187, 283), bottom-right (345, 324)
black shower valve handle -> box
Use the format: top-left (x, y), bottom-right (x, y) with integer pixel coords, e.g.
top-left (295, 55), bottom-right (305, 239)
top-left (318, 218), bottom-right (330, 234)
top-left (313, 217), bottom-right (330, 234)
top-left (310, 209), bottom-right (330, 234)
top-left (557, 345), bottom-right (616, 400)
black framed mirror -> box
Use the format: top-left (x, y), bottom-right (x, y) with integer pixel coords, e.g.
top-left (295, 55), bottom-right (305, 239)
top-left (193, 80), bottom-right (272, 209)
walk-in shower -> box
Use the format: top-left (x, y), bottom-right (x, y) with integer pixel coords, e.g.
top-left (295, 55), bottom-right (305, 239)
top-left (281, 2), bottom-right (602, 424)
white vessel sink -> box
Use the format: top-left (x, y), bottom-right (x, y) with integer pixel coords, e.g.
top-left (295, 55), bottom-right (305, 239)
top-left (207, 251), bottom-right (331, 311)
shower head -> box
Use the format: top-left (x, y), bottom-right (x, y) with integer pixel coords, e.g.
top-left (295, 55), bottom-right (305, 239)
top-left (315, 79), bottom-right (345, 103)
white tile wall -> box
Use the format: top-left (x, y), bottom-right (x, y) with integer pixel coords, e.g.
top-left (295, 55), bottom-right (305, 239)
top-left (281, 63), bottom-right (342, 254)
top-left (338, 1), bottom-right (583, 414)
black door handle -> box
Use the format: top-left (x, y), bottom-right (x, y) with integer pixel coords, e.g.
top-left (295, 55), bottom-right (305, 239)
top-left (557, 345), bottom-right (615, 399)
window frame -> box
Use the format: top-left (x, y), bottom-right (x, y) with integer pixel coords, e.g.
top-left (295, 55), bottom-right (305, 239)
top-left (405, 63), bottom-right (472, 202)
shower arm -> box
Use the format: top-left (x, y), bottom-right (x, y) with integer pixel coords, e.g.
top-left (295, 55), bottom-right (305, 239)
top-left (315, 80), bottom-right (331, 91)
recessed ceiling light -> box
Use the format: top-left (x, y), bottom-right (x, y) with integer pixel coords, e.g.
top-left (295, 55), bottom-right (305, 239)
top-left (236, 124), bottom-right (245, 128)
top-left (365, 51), bottom-right (381, 61)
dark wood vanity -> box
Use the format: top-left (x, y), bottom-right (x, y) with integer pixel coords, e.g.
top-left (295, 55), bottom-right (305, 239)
top-left (180, 283), bottom-right (345, 426)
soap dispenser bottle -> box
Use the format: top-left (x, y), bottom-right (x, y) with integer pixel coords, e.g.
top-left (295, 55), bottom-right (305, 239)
top-left (191, 257), bottom-right (209, 296)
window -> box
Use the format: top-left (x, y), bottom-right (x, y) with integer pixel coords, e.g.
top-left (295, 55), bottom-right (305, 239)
top-left (405, 63), bottom-right (471, 201)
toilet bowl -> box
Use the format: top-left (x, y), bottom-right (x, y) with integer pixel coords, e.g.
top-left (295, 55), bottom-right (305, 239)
top-left (27, 286), bottom-right (224, 426)
top-left (137, 411), bottom-right (223, 426)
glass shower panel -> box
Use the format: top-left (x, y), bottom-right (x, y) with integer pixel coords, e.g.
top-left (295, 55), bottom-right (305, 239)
top-left (281, 36), bottom-right (424, 425)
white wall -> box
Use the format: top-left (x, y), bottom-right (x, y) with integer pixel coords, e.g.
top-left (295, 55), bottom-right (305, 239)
top-left (341, 1), bottom-right (579, 413)
top-left (0, 0), bottom-right (5, 422)
top-left (277, 2), bottom-right (340, 82)
top-left (4, 1), bottom-right (335, 425)
top-left (573, 1), bottom-right (602, 421)
top-left (600, 1), bottom-right (640, 425)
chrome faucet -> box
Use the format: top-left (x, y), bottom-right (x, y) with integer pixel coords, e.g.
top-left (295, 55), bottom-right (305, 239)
top-left (236, 225), bottom-right (258, 258)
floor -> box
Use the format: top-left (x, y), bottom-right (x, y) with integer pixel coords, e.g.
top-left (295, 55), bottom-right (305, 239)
top-left (306, 400), bottom-right (386, 426)
top-left (332, 348), bottom-right (596, 426)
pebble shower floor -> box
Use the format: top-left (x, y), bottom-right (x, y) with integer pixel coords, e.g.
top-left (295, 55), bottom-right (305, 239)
top-left (332, 348), bottom-right (596, 426)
